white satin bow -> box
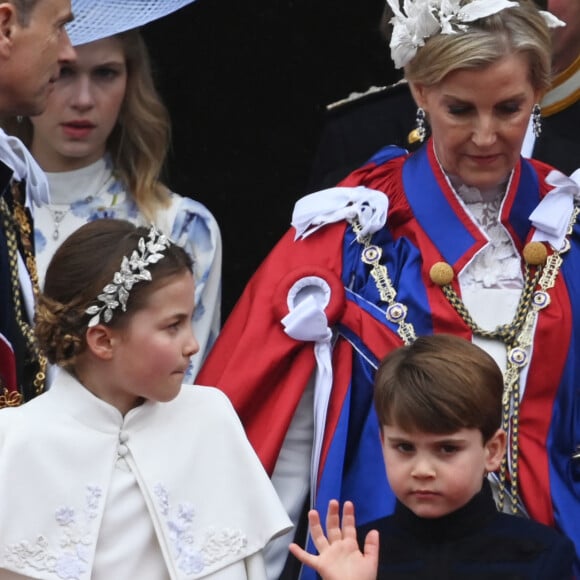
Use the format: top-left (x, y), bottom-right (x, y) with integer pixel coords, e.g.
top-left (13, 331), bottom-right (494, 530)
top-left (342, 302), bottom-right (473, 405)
top-left (530, 169), bottom-right (580, 249)
top-left (281, 276), bottom-right (334, 502)
top-left (292, 186), bottom-right (388, 240)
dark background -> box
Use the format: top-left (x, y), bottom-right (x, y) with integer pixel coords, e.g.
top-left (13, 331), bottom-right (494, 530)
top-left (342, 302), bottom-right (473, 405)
top-left (143, 0), bottom-right (400, 317)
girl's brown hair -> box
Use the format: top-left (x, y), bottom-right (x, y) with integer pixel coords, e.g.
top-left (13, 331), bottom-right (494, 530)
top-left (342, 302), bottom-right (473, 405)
top-left (35, 219), bottom-right (192, 370)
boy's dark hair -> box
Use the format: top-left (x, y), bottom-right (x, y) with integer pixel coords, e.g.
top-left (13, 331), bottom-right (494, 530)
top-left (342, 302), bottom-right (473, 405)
top-left (374, 335), bottom-right (503, 442)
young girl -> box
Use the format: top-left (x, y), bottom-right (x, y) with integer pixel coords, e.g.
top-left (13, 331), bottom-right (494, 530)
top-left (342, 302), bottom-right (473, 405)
top-left (0, 219), bottom-right (291, 580)
top-left (3, 28), bottom-right (221, 383)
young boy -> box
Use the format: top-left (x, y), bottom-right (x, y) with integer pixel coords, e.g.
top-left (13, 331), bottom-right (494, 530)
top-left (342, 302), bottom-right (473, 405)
top-left (289, 335), bottom-right (575, 579)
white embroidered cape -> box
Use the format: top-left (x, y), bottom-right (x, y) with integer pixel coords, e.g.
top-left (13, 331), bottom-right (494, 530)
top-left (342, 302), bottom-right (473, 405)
top-left (0, 371), bottom-right (291, 580)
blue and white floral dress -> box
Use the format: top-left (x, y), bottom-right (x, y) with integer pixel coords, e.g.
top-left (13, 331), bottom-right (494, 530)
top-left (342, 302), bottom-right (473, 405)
top-left (34, 156), bottom-right (222, 382)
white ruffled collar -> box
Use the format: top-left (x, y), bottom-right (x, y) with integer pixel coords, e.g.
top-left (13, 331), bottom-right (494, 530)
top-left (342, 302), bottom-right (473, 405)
top-left (448, 175), bottom-right (506, 205)
top-left (441, 149), bottom-right (580, 250)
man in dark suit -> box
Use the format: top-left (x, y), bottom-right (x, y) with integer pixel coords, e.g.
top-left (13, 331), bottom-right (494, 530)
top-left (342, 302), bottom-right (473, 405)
top-left (308, 0), bottom-right (580, 191)
top-left (533, 0), bottom-right (580, 173)
top-left (0, 0), bottom-right (75, 407)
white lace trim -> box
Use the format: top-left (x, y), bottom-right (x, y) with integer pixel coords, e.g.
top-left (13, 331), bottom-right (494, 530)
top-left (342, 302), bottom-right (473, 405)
top-left (451, 181), bottom-right (523, 291)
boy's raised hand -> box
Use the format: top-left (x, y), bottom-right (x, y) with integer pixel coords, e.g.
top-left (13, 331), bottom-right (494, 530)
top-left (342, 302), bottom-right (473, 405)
top-left (289, 499), bottom-right (379, 580)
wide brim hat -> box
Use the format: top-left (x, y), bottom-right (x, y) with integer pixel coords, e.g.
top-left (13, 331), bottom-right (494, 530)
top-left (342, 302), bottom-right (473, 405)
top-left (67, 0), bottom-right (197, 47)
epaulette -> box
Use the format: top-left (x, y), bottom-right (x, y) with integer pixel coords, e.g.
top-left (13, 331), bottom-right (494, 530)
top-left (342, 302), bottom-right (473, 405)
top-left (325, 79), bottom-right (410, 112)
top-left (324, 79), bottom-right (424, 148)
top-left (541, 53), bottom-right (580, 117)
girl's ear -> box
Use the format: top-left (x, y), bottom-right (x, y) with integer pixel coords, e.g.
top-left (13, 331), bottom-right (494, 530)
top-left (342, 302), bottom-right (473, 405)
top-left (85, 325), bottom-right (115, 360)
top-left (0, 3), bottom-right (16, 58)
top-left (484, 428), bottom-right (507, 473)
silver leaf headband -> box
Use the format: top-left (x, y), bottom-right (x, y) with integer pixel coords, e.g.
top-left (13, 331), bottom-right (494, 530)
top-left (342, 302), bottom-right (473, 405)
top-left (85, 226), bottom-right (171, 327)
top-left (387, 0), bottom-right (566, 69)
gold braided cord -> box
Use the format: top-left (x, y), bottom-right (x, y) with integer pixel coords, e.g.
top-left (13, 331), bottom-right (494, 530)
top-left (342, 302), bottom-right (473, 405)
top-left (10, 185), bottom-right (47, 397)
top-left (440, 265), bottom-right (541, 344)
top-left (438, 209), bottom-right (578, 513)
top-left (444, 273), bottom-right (536, 514)
top-left (10, 182), bottom-right (41, 295)
top-left (0, 192), bottom-right (46, 407)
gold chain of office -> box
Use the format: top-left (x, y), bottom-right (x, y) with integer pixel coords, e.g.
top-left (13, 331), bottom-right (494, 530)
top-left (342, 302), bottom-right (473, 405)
top-left (0, 182), bottom-right (47, 408)
top-left (352, 206), bottom-right (578, 514)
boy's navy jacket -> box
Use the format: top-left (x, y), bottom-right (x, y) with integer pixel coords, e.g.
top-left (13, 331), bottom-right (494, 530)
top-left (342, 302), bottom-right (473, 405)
top-left (357, 480), bottom-right (574, 579)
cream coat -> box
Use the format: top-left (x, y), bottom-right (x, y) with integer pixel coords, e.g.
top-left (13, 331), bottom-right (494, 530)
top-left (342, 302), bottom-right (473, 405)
top-left (0, 371), bottom-right (291, 580)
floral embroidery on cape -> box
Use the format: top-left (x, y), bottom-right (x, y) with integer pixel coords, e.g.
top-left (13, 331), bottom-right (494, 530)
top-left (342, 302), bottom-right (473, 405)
top-left (3, 485), bottom-right (102, 580)
top-left (154, 484), bottom-right (248, 576)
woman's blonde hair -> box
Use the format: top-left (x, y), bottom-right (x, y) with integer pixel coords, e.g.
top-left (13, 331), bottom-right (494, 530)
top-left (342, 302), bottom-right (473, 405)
top-left (108, 30), bottom-right (172, 220)
top-left (2, 30), bottom-right (171, 221)
top-left (404, 0), bottom-right (552, 91)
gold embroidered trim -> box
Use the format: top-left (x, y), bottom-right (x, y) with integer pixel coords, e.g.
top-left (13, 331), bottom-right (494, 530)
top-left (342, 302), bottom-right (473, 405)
top-left (551, 53), bottom-right (580, 88)
top-left (0, 387), bottom-right (22, 408)
top-left (542, 54), bottom-right (580, 117)
top-left (542, 88), bottom-right (580, 117)
top-left (0, 185), bottom-right (46, 406)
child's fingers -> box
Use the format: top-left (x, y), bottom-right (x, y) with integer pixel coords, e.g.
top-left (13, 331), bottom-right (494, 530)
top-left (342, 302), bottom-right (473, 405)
top-left (307, 509), bottom-right (330, 550)
top-left (363, 529), bottom-right (380, 563)
top-left (340, 500), bottom-right (358, 539)
top-left (325, 499), bottom-right (343, 542)
top-left (289, 542), bottom-right (320, 569)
